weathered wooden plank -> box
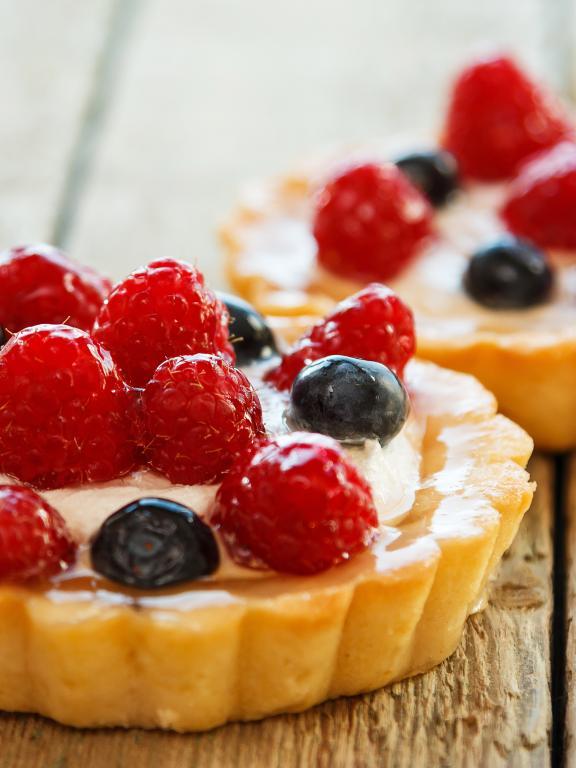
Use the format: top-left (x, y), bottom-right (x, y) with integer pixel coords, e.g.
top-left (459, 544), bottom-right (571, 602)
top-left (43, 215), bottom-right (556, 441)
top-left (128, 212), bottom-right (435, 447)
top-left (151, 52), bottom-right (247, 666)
top-left (65, 0), bottom-right (551, 288)
top-left (0, 457), bottom-right (552, 768)
top-left (0, 0), bottom-right (115, 245)
top-left (563, 456), bottom-right (576, 765)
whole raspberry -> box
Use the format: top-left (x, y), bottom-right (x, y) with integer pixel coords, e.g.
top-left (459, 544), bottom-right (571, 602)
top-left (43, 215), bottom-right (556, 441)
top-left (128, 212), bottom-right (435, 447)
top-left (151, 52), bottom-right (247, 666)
top-left (93, 259), bottom-right (234, 388)
top-left (265, 283), bottom-right (415, 391)
top-left (442, 54), bottom-right (572, 181)
top-left (211, 432), bottom-right (378, 575)
top-left (0, 244), bottom-right (111, 333)
top-left (142, 354), bottom-right (265, 485)
top-left (0, 485), bottom-right (76, 580)
top-left (313, 162), bottom-right (433, 282)
top-left (0, 325), bottom-right (139, 489)
top-left (501, 141), bottom-right (576, 250)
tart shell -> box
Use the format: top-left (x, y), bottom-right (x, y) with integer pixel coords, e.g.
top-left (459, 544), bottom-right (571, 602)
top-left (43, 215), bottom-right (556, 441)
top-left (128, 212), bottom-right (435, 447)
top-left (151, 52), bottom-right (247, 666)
top-left (0, 362), bottom-right (533, 732)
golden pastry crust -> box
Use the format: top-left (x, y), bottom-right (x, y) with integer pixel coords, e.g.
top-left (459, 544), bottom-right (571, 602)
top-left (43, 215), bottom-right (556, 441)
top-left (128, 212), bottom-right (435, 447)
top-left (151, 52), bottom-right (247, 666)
top-left (0, 361), bottom-right (533, 731)
top-left (222, 171), bottom-right (576, 451)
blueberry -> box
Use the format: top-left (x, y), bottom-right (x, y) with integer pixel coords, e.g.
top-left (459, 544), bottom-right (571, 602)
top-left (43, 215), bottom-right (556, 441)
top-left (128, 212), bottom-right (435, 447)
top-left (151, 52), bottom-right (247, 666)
top-left (287, 355), bottom-right (408, 447)
top-left (90, 498), bottom-right (219, 589)
top-left (463, 236), bottom-right (553, 309)
top-left (219, 292), bottom-right (278, 366)
top-left (395, 149), bottom-right (459, 207)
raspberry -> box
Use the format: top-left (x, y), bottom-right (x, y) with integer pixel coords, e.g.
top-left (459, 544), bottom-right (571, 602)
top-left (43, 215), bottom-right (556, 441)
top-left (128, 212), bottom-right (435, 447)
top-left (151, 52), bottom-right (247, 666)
top-left (93, 259), bottom-right (234, 388)
top-left (501, 141), bottom-right (576, 250)
top-left (0, 485), bottom-right (76, 580)
top-left (0, 244), bottom-right (111, 332)
top-left (142, 354), bottom-right (265, 485)
top-left (265, 283), bottom-right (415, 390)
top-left (0, 325), bottom-right (139, 489)
top-left (442, 54), bottom-right (572, 181)
top-left (313, 162), bottom-right (433, 282)
top-left (211, 432), bottom-right (378, 574)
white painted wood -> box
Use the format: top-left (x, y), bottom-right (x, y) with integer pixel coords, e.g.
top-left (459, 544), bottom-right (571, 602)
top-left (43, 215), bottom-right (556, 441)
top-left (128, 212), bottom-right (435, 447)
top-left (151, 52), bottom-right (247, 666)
top-left (0, 0), bottom-right (114, 245)
top-left (67, 0), bottom-right (555, 288)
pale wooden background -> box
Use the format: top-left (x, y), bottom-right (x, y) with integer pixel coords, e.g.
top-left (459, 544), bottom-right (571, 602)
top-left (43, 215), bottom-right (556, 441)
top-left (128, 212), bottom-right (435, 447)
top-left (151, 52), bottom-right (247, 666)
top-left (0, 1), bottom-right (575, 766)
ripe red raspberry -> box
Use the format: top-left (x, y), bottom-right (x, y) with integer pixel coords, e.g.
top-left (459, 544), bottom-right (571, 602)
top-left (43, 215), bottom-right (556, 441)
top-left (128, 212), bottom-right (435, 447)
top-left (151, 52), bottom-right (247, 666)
top-left (211, 432), bottom-right (378, 575)
top-left (442, 54), bottom-right (572, 181)
top-left (265, 283), bottom-right (415, 391)
top-left (313, 162), bottom-right (433, 282)
top-left (93, 259), bottom-right (234, 388)
top-left (0, 324), bottom-right (139, 489)
top-left (501, 141), bottom-right (576, 250)
top-left (142, 354), bottom-right (265, 484)
top-left (0, 485), bottom-right (76, 580)
top-left (0, 244), bottom-right (111, 333)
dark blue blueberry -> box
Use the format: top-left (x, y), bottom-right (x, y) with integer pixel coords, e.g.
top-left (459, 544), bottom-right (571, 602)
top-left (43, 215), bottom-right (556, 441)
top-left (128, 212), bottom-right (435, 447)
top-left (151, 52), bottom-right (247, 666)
top-left (90, 498), bottom-right (219, 589)
top-left (395, 149), bottom-right (459, 207)
top-left (287, 355), bottom-right (409, 447)
top-left (463, 236), bottom-right (553, 309)
top-left (219, 292), bottom-right (278, 366)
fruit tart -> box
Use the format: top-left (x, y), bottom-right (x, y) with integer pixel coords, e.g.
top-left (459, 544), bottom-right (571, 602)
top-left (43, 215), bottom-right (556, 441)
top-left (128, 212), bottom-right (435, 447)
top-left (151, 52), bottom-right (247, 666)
top-left (222, 53), bottom-right (576, 450)
top-left (0, 250), bottom-right (533, 731)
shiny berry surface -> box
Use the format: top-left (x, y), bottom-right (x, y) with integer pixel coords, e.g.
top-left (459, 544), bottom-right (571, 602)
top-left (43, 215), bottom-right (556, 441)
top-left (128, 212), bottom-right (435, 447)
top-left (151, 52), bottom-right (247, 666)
top-left (0, 244), bottom-right (111, 332)
top-left (288, 355), bottom-right (408, 446)
top-left (218, 292), bottom-right (278, 365)
top-left (395, 149), bottom-right (459, 207)
top-left (0, 324), bottom-right (139, 489)
top-left (313, 162), bottom-right (433, 282)
top-left (0, 485), bottom-right (76, 580)
top-left (91, 498), bottom-right (219, 589)
top-left (143, 354), bottom-right (265, 485)
top-left (463, 236), bottom-right (553, 309)
top-left (442, 54), bottom-right (571, 180)
top-left (501, 141), bottom-right (576, 250)
top-left (93, 259), bottom-right (234, 388)
top-left (212, 433), bottom-right (378, 575)
top-left (265, 283), bottom-right (415, 391)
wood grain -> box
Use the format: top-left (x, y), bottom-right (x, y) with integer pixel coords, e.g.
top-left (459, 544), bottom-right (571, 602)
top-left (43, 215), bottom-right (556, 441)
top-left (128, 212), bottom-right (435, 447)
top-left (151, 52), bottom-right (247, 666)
top-left (564, 456), bottom-right (576, 766)
top-left (0, 457), bottom-right (552, 768)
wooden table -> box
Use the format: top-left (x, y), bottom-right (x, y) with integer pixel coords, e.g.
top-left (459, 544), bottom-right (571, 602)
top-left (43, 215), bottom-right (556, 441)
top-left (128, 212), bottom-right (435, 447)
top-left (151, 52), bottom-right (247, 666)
top-left (0, 1), bottom-right (575, 765)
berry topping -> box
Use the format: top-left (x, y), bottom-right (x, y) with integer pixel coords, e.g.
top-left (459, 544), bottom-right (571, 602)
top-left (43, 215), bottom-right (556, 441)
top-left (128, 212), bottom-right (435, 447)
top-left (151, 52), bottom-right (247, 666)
top-left (313, 162), bottom-right (433, 282)
top-left (287, 355), bottom-right (408, 446)
top-left (501, 141), bottom-right (576, 250)
top-left (395, 149), bottom-right (459, 207)
top-left (0, 485), bottom-right (76, 580)
top-left (93, 259), bottom-right (234, 388)
top-left (211, 433), bottom-right (378, 575)
top-left (91, 498), bottom-right (219, 589)
top-left (265, 284), bottom-right (415, 391)
top-left (0, 244), bottom-right (111, 332)
top-left (143, 354), bottom-right (265, 485)
top-left (442, 54), bottom-right (572, 181)
top-left (0, 325), bottom-right (138, 489)
top-left (463, 236), bottom-right (553, 309)
top-left (218, 292), bottom-right (278, 365)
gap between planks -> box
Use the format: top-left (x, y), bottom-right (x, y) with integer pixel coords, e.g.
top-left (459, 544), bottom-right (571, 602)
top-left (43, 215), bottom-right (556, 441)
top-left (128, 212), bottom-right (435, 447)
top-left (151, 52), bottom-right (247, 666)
top-left (0, 455), bottom-right (554, 768)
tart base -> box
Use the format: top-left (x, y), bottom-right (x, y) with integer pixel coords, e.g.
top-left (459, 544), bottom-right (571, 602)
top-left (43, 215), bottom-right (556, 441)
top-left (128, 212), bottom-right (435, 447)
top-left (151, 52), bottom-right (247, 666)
top-left (0, 361), bottom-right (533, 732)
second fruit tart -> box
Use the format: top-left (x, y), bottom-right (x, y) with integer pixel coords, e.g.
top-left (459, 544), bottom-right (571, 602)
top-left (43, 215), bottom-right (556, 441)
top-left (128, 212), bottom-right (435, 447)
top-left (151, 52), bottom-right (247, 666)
top-left (0, 253), bottom-right (533, 731)
top-left (222, 52), bottom-right (576, 450)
